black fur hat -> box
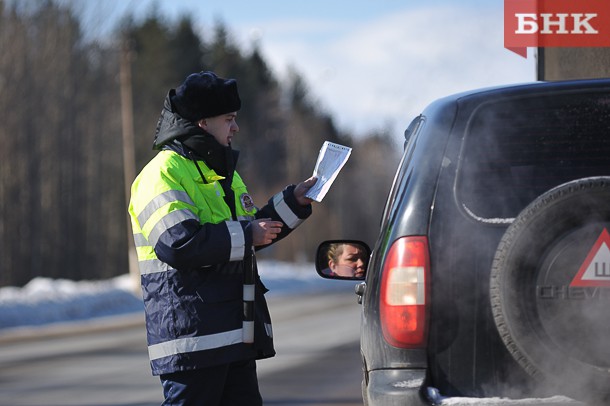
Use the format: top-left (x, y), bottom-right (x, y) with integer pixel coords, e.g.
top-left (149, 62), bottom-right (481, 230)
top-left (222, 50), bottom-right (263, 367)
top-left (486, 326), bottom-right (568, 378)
top-left (171, 71), bottom-right (241, 121)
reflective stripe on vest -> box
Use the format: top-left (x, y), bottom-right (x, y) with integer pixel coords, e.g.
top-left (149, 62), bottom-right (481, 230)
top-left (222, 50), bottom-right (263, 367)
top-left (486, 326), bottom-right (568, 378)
top-left (148, 323), bottom-right (274, 361)
top-left (133, 233), bottom-right (148, 247)
top-left (137, 190), bottom-right (195, 228)
top-left (139, 259), bottom-right (171, 275)
top-left (148, 329), bottom-right (243, 361)
top-left (147, 209), bottom-right (198, 248)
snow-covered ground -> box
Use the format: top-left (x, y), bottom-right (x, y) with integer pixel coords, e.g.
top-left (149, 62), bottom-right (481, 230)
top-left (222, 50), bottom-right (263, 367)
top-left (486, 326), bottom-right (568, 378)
top-left (0, 260), bottom-right (352, 331)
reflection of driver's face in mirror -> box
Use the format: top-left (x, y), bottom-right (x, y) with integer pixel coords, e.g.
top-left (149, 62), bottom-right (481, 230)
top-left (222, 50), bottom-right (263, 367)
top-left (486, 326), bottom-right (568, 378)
top-left (327, 243), bottom-right (366, 278)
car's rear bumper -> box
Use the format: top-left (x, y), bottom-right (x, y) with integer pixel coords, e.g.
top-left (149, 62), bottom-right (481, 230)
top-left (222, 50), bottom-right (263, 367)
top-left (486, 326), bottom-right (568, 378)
top-left (364, 368), bottom-right (429, 406)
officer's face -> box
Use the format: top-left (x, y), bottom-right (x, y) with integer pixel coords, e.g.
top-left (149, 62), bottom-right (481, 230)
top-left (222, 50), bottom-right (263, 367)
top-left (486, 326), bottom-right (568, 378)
top-left (199, 112), bottom-right (239, 146)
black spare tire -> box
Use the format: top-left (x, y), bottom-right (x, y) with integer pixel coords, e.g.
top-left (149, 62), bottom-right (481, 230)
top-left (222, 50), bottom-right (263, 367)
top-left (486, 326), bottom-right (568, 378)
top-left (491, 177), bottom-right (610, 404)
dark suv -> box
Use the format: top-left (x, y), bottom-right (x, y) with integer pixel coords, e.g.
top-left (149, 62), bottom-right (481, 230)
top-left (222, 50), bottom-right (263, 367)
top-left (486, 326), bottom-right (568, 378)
top-left (316, 79), bottom-right (610, 405)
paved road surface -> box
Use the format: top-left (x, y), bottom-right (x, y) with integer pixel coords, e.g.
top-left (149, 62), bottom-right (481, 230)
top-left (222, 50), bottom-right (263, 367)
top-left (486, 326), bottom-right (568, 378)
top-left (0, 288), bottom-right (585, 406)
top-left (0, 290), bottom-right (363, 406)
top-left (259, 291), bottom-right (363, 405)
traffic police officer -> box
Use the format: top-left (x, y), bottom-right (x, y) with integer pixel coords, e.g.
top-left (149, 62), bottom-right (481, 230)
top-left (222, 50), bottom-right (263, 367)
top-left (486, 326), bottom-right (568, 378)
top-left (128, 71), bottom-right (316, 405)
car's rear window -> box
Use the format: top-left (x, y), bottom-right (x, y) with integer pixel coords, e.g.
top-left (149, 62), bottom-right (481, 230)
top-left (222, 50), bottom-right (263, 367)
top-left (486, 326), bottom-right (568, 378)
top-left (457, 91), bottom-right (610, 223)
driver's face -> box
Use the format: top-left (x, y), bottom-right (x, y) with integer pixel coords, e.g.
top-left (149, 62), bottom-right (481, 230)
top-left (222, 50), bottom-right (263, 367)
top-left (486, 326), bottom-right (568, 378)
top-left (331, 244), bottom-right (366, 277)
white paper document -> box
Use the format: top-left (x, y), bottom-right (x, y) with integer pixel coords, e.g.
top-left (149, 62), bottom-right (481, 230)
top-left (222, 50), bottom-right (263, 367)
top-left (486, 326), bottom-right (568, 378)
top-left (305, 141), bottom-right (352, 202)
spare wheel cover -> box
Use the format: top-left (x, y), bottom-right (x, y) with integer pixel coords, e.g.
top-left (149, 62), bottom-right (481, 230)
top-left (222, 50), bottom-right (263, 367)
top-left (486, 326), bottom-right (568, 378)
top-left (490, 177), bottom-right (610, 403)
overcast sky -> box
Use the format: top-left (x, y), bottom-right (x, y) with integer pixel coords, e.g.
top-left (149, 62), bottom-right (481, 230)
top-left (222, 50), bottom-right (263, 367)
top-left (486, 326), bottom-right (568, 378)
top-left (91, 0), bottom-right (537, 143)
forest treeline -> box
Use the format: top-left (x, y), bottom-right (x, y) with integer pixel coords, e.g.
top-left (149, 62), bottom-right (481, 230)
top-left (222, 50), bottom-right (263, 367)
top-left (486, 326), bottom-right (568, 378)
top-left (0, 1), bottom-right (401, 287)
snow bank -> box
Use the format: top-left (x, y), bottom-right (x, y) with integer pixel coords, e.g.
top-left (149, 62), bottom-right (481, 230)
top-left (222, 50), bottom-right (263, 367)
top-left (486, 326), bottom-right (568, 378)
top-left (0, 274), bottom-right (142, 329)
top-left (0, 261), bottom-right (350, 330)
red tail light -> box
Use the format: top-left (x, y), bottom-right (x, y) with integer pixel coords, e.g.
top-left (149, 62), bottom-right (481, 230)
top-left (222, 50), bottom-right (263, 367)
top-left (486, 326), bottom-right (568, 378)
top-left (379, 236), bottom-right (430, 348)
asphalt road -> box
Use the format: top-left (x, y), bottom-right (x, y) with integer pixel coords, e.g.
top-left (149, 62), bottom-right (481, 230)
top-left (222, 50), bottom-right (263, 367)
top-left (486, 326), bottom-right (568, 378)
top-left (0, 290), bottom-right (363, 406)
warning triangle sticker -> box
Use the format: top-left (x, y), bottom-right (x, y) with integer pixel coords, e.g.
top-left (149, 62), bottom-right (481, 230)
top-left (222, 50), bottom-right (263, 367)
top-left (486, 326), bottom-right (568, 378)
top-left (570, 228), bottom-right (610, 287)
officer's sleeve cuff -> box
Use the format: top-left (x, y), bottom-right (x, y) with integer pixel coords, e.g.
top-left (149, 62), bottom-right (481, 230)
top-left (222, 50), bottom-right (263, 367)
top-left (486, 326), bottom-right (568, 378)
top-left (271, 186), bottom-right (312, 230)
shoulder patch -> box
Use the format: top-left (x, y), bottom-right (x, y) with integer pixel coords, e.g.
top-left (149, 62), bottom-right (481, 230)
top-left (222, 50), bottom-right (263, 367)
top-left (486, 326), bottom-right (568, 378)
top-left (240, 193), bottom-right (255, 212)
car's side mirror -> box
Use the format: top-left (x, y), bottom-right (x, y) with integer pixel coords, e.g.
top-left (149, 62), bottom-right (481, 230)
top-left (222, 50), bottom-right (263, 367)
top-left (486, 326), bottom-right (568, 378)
top-left (315, 240), bottom-right (371, 281)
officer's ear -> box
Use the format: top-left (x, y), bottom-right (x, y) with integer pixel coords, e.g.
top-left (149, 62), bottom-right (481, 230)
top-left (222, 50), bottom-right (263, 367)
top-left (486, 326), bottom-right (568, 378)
top-left (197, 119), bottom-right (207, 130)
